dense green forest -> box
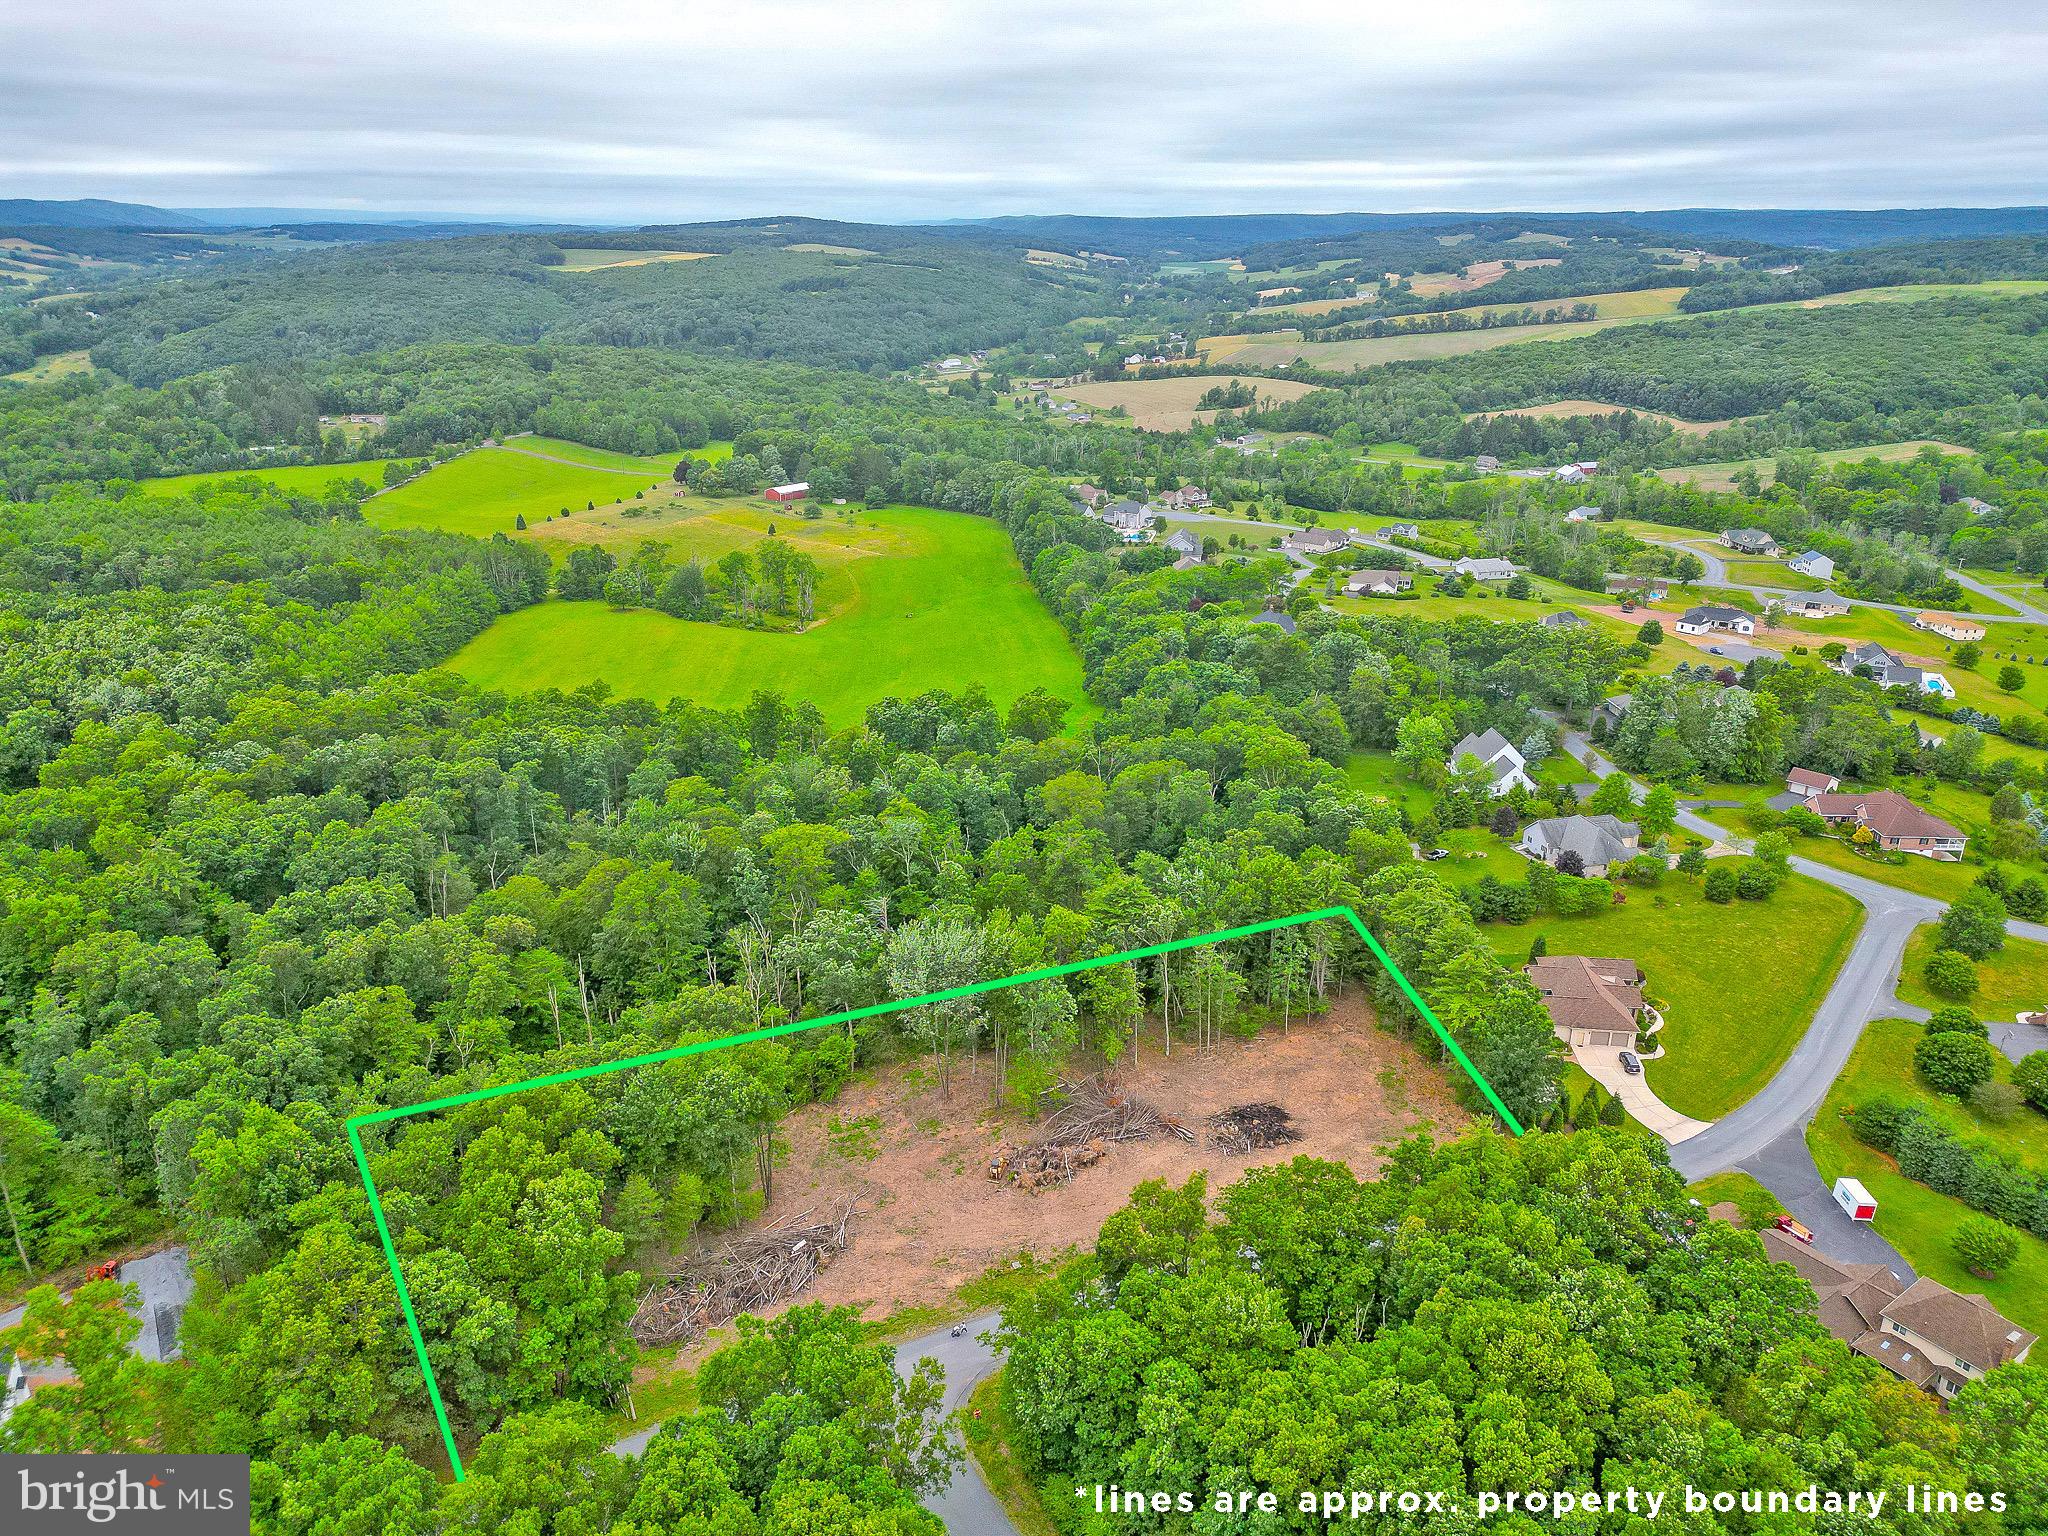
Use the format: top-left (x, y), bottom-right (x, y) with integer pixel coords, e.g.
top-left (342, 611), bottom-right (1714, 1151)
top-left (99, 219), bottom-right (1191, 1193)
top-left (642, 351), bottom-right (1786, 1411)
top-left (1001, 1135), bottom-right (2043, 1533)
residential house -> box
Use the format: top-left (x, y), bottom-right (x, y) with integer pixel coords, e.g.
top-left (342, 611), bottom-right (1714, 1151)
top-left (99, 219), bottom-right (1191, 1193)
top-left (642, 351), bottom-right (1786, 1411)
top-left (1596, 693), bottom-right (1632, 730)
top-left (1069, 483), bottom-right (1107, 510)
top-left (1454, 556), bottom-right (1519, 582)
top-left (1154, 486), bottom-right (1211, 511)
top-left (1960, 497), bottom-right (1999, 517)
top-left (1555, 466), bottom-right (1589, 486)
top-left (1789, 550), bottom-right (1836, 581)
top-left (1675, 604), bottom-right (1756, 637)
top-left (1539, 610), bottom-right (1587, 629)
top-left (1250, 609), bottom-right (1297, 633)
top-left (1281, 528), bottom-right (1350, 557)
top-left (1447, 728), bottom-right (1536, 797)
top-left (1784, 595), bottom-right (1850, 618)
top-left (1381, 522), bottom-right (1422, 540)
top-left (1721, 528), bottom-right (1778, 555)
top-left (1526, 955), bottom-right (1647, 1050)
top-left (1807, 789), bottom-right (1967, 858)
top-left (1761, 1228), bottom-right (2034, 1399)
top-left (1164, 528), bottom-right (1201, 558)
top-left (1474, 454), bottom-right (1501, 472)
top-left (1914, 612), bottom-right (1986, 643)
top-left (764, 482), bottom-right (810, 504)
top-left (1606, 575), bottom-right (1670, 601)
top-left (1101, 501), bottom-right (1153, 541)
top-left (1566, 504), bottom-right (1604, 523)
top-left (1833, 642), bottom-right (1955, 699)
top-left (1786, 766), bottom-right (1841, 799)
top-left (1520, 814), bottom-right (1641, 876)
top-left (1171, 555), bottom-right (1203, 571)
top-left (1344, 569), bottom-right (1413, 596)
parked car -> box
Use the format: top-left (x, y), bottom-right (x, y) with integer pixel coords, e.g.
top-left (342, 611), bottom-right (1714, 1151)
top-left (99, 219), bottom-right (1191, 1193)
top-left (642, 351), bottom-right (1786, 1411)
top-left (1424, 848), bottom-right (1450, 861)
top-left (1618, 1050), bottom-right (1642, 1075)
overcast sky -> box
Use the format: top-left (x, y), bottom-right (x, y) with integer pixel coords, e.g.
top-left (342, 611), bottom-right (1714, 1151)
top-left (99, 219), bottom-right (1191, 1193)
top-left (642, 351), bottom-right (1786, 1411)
top-left (5, 1), bottom-right (2046, 223)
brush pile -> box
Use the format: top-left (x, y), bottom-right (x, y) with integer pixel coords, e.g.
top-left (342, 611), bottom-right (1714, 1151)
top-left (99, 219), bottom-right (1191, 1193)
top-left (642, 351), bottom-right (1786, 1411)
top-left (630, 1200), bottom-right (855, 1346)
top-left (989, 1077), bottom-right (1193, 1193)
top-left (1207, 1102), bottom-right (1301, 1154)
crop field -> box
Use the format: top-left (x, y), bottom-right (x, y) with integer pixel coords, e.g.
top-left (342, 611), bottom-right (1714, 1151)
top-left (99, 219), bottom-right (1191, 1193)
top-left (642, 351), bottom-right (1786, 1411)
top-left (365, 443), bottom-right (673, 536)
top-left (1252, 286), bottom-right (1380, 317)
top-left (1047, 374), bottom-right (1324, 431)
top-left (446, 505), bottom-right (1089, 725)
top-left (1765, 279), bottom-right (2048, 310)
top-left (1466, 398), bottom-right (1735, 435)
top-left (552, 247), bottom-right (715, 271)
top-left (1212, 311), bottom-right (1673, 370)
top-left (784, 243), bottom-right (875, 256)
top-left (1406, 257), bottom-right (1562, 297)
top-left (142, 457), bottom-right (408, 496)
top-left (1405, 285), bottom-right (1686, 326)
top-left (1653, 440), bottom-right (1975, 492)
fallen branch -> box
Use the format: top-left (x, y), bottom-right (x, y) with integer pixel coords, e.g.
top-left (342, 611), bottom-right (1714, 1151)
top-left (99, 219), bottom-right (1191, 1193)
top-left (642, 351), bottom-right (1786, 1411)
top-left (989, 1076), bottom-right (1191, 1192)
top-left (630, 1199), bottom-right (855, 1347)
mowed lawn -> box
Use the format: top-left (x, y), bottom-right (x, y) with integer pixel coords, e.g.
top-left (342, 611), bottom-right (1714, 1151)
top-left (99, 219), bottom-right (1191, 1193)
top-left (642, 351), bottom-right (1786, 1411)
top-left (366, 445), bottom-right (673, 537)
top-left (1897, 925), bottom-right (2048, 1016)
top-left (142, 458), bottom-right (407, 496)
top-left (446, 506), bottom-right (1089, 727)
top-left (1485, 873), bottom-right (1861, 1119)
top-left (1809, 1017), bottom-right (2048, 1338)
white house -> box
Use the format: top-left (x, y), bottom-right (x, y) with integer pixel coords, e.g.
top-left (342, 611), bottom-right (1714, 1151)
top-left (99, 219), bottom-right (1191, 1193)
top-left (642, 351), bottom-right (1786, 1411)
top-left (1566, 505), bottom-right (1604, 523)
top-left (1784, 596), bottom-right (1850, 618)
top-left (1914, 612), bottom-right (1986, 643)
top-left (1789, 550), bottom-right (1836, 581)
top-left (1448, 728), bottom-right (1536, 797)
top-left (1675, 604), bottom-right (1756, 637)
top-left (1454, 556), bottom-right (1519, 582)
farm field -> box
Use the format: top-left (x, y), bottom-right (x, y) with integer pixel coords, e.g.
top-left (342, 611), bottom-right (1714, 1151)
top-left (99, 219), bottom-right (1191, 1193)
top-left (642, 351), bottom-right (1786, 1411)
top-left (511, 434), bottom-right (704, 471)
top-left (3, 347), bottom-right (93, 383)
top-left (1404, 284), bottom-right (1685, 326)
top-left (141, 457), bottom-right (408, 496)
top-left (1764, 279), bottom-right (2048, 310)
top-left (1253, 285), bottom-right (1379, 317)
top-left (552, 247), bottom-right (714, 271)
top-left (1467, 398), bottom-right (1735, 435)
top-left (1653, 440), bottom-right (1974, 492)
top-left (1213, 311), bottom-right (1674, 370)
top-left (1808, 1016), bottom-right (2048, 1339)
top-left (446, 505), bottom-right (1089, 726)
top-left (1406, 257), bottom-right (1561, 296)
top-left (1897, 925), bottom-right (2048, 1017)
top-left (365, 443), bottom-right (672, 537)
top-left (1485, 871), bottom-right (1862, 1120)
top-left (1046, 374), bottom-right (1324, 431)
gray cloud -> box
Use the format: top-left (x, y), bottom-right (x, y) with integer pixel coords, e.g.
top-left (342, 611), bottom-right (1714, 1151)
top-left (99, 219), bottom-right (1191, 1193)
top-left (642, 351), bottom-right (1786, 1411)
top-left (3, 0), bottom-right (2045, 221)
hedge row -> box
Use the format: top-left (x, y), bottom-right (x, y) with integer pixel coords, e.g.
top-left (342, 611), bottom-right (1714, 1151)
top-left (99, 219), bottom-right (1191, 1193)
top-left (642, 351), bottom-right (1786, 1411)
top-left (1847, 1096), bottom-right (2048, 1239)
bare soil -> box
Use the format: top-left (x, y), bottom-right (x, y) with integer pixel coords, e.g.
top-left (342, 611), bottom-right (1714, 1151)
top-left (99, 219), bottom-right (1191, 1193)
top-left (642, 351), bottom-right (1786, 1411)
top-left (721, 997), bottom-right (1466, 1323)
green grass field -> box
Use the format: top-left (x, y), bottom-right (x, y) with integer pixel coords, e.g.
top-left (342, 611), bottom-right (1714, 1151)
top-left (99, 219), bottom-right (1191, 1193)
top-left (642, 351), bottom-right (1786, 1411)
top-left (1808, 1016), bottom-right (2048, 1338)
top-left (1485, 872), bottom-right (1861, 1119)
top-left (3, 347), bottom-right (93, 384)
top-left (446, 506), bottom-right (1089, 727)
top-left (366, 445), bottom-right (673, 537)
top-left (1653, 441), bottom-right (1973, 493)
top-left (142, 458), bottom-right (408, 496)
top-left (1898, 925), bottom-right (2048, 1017)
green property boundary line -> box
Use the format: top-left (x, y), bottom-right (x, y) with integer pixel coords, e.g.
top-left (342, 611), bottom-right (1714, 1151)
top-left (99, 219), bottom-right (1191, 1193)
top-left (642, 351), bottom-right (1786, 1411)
top-left (345, 903), bottom-right (1520, 1480)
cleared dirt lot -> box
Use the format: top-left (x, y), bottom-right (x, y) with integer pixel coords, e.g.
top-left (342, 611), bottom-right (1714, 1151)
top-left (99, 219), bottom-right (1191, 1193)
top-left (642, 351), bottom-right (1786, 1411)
top-left (1049, 374), bottom-right (1325, 431)
top-left (1409, 257), bottom-right (1561, 296)
top-left (739, 996), bottom-right (1467, 1322)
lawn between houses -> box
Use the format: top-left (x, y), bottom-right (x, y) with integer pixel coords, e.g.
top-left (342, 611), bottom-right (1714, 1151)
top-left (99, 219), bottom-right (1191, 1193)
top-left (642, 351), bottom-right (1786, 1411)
top-left (1483, 871), bottom-right (1862, 1121)
top-left (446, 505), bottom-right (1090, 728)
top-left (1808, 1017), bottom-right (2048, 1340)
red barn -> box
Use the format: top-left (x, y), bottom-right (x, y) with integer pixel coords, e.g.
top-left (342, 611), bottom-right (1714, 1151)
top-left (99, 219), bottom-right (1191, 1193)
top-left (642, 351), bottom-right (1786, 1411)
top-left (765, 481), bottom-right (810, 504)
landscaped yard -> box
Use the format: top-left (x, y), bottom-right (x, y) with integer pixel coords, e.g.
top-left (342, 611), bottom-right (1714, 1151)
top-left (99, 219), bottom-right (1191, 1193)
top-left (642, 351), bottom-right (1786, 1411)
top-left (1808, 1016), bottom-right (2048, 1338)
top-left (1897, 925), bottom-right (2048, 1017)
top-left (1485, 872), bottom-right (1862, 1120)
top-left (1696, 807), bottom-right (1995, 902)
top-left (446, 505), bottom-right (1090, 728)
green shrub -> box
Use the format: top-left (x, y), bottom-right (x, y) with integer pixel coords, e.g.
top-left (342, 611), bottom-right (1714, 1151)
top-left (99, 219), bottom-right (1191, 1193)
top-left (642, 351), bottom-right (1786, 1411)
top-left (1915, 1031), bottom-right (1998, 1097)
top-left (1952, 1214), bottom-right (2021, 1277)
top-left (1922, 948), bottom-right (1979, 999)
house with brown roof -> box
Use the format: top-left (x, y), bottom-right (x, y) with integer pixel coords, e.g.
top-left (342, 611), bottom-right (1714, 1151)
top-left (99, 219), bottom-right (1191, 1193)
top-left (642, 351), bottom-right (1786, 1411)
top-left (1761, 1228), bottom-right (2034, 1398)
top-left (1786, 766), bottom-right (1840, 799)
top-left (1807, 789), bottom-right (1967, 859)
top-left (1525, 954), bottom-right (1648, 1050)
top-left (1914, 612), bottom-right (1987, 643)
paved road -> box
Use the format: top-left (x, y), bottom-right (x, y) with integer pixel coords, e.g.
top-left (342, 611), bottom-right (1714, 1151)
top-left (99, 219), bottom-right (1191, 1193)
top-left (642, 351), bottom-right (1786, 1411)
top-left (611, 1310), bottom-right (1016, 1535)
top-left (1635, 534), bottom-right (2044, 625)
top-left (1352, 534), bottom-right (1454, 571)
top-left (1738, 1130), bottom-right (1915, 1281)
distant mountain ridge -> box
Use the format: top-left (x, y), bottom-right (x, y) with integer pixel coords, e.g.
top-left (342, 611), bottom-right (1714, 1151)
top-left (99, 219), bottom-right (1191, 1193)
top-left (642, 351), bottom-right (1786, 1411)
top-left (0, 197), bottom-right (207, 230)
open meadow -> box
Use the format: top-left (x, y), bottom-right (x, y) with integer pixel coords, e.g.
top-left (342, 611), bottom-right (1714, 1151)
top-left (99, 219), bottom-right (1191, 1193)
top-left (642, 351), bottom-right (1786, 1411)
top-left (1047, 374), bottom-right (1324, 431)
top-left (1652, 440), bottom-right (1973, 492)
top-left (142, 457), bottom-right (409, 496)
top-left (446, 505), bottom-right (1089, 725)
top-left (1467, 398), bottom-right (1735, 435)
top-left (365, 441), bottom-right (676, 536)
top-left (553, 247), bottom-right (715, 271)
top-left (1210, 311), bottom-right (1674, 369)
